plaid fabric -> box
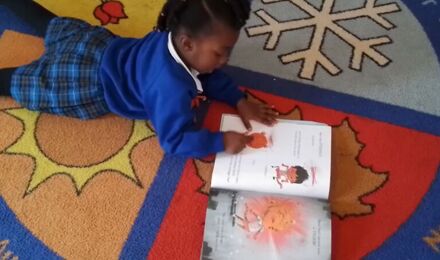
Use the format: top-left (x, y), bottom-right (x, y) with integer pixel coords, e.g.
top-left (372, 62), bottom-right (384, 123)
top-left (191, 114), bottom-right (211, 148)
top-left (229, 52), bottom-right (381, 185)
top-left (11, 17), bottom-right (115, 119)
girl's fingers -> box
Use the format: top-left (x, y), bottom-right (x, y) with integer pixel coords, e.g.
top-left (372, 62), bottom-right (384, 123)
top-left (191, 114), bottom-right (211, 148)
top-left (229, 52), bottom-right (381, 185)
top-left (261, 104), bottom-right (278, 113)
top-left (262, 107), bottom-right (278, 122)
top-left (259, 114), bottom-right (276, 126)
top-left (264, 118), bottom-right (274, 126)
top-left (266, 109), bottom-right (278, 117)
top-left (267, 117), bottom-right (277, 125)
top-left (245, 134), bottom-right (253, 144)
top-left (259, 103), bottom-right (271, 109)
top-left (266, 112), bottom-right (278, 125)
top-left (251, 104), bottom-right (278, 126)
top-left (241, 117), bottom-right (252, 131)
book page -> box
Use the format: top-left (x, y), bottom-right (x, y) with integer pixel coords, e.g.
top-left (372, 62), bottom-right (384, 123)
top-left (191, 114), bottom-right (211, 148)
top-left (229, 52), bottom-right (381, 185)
top-left (212, 114), bottom-right (331, 199)
top-left (201, 190), bottom-right (331, 260)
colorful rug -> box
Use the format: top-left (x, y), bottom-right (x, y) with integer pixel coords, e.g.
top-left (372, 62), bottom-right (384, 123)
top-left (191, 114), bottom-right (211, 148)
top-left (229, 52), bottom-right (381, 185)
top-left (1, 0), bottom-right (439, 259)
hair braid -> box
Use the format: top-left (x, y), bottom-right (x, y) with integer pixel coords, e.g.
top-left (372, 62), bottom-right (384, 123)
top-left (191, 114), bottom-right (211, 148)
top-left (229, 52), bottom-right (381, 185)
top-left (156, 0), bottom-right (189, 32)
top-left (222, 0), bottom-right (251, 29)
top-left (156, 0), bottom-right (251, 35)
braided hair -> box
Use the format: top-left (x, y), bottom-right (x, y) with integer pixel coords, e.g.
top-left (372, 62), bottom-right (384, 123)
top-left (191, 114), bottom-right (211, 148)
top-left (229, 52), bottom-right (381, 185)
top-left (156, 0), bottom-right (251, 36)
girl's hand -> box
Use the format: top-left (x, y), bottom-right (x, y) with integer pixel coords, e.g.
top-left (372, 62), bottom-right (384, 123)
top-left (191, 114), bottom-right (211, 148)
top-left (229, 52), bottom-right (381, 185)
top-left (223, 131), bottom-right (252, 154)
top-left (237, 99), bottom-right (278, 130)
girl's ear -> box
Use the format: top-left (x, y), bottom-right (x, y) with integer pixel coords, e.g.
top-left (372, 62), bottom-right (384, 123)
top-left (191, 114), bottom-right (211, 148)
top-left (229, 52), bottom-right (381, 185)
top-left (179, 34), bottom-right (195, 52)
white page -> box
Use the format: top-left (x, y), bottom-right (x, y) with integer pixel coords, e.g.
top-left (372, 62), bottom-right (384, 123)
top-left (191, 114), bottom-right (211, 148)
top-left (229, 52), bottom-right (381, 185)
top-left (201, 190), bottom-right (331, 260)
top-left (211, 114), bottom-right (331, 199)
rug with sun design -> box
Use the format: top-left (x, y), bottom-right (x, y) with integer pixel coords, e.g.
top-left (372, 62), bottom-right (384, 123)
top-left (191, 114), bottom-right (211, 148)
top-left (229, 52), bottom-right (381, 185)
top-left (0, 0), bottom-right (439, 259)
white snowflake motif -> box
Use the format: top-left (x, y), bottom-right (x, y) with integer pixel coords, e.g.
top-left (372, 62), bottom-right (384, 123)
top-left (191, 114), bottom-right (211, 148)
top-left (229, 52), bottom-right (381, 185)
top-left (246, 0), bottom-right (401, 80)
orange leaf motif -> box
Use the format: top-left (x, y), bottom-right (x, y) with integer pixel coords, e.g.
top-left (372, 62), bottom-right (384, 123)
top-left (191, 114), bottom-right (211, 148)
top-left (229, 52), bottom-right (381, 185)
top-left (329, 119), bottom-right (388, 218)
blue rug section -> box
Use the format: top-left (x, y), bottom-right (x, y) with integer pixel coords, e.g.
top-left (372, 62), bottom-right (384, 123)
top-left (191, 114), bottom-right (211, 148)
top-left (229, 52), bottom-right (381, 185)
top-left (119, 154), bottom-right (188, 259)
top-left (0, 6), bottom-right (37, 36)
top-left (224, 66), bottom-right (440, 136)
top-left (365, 165), bottom-right (440, 259)
top-left (0, 196), bottom-right (61, 259)
top-left (402, 0), bottom-right (440, 64)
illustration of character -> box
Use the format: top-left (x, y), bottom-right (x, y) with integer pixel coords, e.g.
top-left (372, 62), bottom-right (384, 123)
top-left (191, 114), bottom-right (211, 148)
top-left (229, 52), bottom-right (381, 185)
top-left (273, 164), bottom-right (309, 189)
top-left (233, 199), bottom-right (296, 240)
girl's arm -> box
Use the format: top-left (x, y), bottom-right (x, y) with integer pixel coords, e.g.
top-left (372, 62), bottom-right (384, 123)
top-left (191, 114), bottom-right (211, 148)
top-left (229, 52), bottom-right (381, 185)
top-left (200, 70), bottom-right (277, 129)
top-left (146, 83), bottom-right (225, 158)
top-left (198, 69), bottom-right (245, 107)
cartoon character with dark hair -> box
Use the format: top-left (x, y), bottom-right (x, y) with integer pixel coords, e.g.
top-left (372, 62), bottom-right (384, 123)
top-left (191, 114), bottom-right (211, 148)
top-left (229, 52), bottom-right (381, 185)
top-left (273, 164), bottom-right (309, 189)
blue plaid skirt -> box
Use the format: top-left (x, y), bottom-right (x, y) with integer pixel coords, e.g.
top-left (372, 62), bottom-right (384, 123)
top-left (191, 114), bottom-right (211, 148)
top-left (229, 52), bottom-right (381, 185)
top-left (11, 17), bottom-right (115, 119)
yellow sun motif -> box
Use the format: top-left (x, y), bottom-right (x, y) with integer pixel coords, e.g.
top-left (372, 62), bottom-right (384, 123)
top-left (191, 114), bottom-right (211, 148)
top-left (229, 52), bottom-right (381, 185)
top-left (3, 108), bottom-right (155, 195)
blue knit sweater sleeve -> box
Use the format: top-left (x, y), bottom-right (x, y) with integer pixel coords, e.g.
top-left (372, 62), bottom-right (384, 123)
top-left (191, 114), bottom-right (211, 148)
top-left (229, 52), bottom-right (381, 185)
top-left (199, 70), bottom-right (245, 107)
top-left (145, 77), bottom-right (225, 158)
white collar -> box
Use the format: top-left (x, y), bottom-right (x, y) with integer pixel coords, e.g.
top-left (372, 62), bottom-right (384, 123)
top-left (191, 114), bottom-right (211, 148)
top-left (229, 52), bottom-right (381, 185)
top-left (167, 33), bottom-right (203, 93)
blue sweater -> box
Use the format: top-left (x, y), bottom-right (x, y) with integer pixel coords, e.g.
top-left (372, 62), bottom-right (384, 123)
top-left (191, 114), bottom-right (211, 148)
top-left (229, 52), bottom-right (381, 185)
top-left (99, 31), bottom-right (245, 158)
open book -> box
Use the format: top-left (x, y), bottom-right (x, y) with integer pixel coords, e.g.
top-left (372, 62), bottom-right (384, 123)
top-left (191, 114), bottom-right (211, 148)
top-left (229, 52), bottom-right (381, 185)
top-left (201, 114), bottom-right (332, 260)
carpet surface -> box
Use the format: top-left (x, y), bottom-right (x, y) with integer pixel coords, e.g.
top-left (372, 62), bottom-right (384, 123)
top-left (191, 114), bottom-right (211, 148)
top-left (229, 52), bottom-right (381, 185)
top-left (0, 0), bottom-right (439, 259)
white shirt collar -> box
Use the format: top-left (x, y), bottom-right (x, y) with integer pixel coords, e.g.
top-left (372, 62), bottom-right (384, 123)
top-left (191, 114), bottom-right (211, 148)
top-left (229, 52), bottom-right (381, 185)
top-left (167, 33), bottom-right (203, 93)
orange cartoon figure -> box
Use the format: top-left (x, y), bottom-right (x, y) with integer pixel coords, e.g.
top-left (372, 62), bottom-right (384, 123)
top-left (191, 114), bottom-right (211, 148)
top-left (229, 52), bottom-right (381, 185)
top-left (273, 164), bottom-right (309, 189)
top-left (234, 198), bottom-right (298, 240)
top-left (247, 132), bottom-right (271, 149)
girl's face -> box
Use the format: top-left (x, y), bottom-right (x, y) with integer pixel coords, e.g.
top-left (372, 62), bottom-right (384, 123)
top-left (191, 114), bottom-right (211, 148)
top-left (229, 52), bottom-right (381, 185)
top-left (287, 168), bottom-right (298, 183)
top-left (176, 23), bottom-right (240, 74)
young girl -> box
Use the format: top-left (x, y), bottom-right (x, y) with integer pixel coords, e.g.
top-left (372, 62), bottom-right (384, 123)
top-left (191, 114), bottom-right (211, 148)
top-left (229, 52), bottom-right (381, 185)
top-left (0, 0), bottom-right (278, 158)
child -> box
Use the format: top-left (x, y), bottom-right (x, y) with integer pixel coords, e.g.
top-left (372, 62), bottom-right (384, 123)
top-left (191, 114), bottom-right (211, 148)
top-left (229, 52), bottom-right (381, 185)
top-left (0, 0), bottom-right (278, 158)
